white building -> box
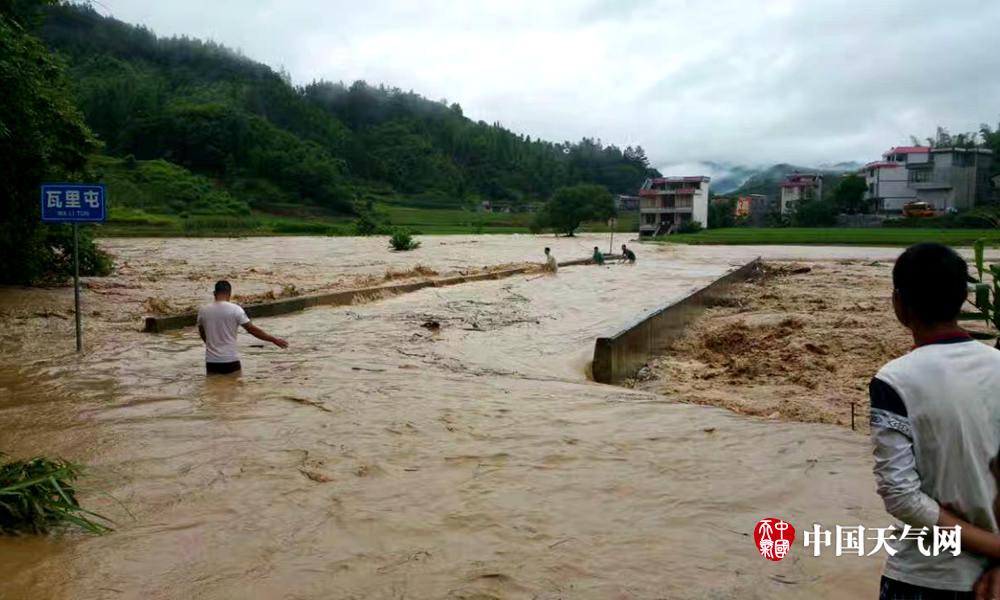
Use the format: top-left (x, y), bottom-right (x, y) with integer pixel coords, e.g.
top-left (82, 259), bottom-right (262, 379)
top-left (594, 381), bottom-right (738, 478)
top-left (779, 173), bottom-right (823, 215)
top-left (864, 145), bottom-right (994, 213)
top-left (863, 146), bottom-right (928, 212)
top-left (638, 176), bottom-right (710, 236)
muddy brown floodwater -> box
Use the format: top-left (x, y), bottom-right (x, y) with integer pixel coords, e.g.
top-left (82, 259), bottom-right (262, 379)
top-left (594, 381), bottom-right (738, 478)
top-left (1, 235), bottom-right (985, 599)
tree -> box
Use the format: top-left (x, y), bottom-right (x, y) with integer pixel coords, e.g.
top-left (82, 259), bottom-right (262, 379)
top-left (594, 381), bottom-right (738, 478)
top-left (0, 0), bottom-right (108, 283)
top-left (708, 198), bottom-right (736, 229)
top-left (831, 174), bottom-right (869, 214)
top-left (537, 184), bottom-right (614, 236)
top-left (792, 198), bottom-right (838, 227)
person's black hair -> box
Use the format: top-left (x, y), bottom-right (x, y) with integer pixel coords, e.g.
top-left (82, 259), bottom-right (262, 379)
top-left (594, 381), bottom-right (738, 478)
top-left (892, 242), bottom-right (968, 324)
top-left (544, 247), bottom-right (550, 252)
top-left (214, 280), bottom-right (232, 295)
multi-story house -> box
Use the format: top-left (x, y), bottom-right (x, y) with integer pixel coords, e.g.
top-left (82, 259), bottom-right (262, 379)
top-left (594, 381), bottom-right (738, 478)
top-left (864, 146), bottom-right (994, 213)
top-left (638, 176), bottom-right (710, 236)
top-left (863, 146), bottom-right (926, 212)
top-left (779, 173), bottom-right (823, 215)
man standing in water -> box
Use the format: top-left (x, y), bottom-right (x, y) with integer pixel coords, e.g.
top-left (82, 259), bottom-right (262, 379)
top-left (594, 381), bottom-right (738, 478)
top-left (543, 247), bottom-right (558, 273)
top-left (197, 280), bottom-right (288, 375)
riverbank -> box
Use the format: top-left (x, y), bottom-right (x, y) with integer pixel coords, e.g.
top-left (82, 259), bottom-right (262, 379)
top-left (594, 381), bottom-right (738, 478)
top-left (628, 260), bottom-right (913, 428)
top-left (96, 205), bottom-right (638, 237)
top-left (652, 227), bottom-right (1000, 247)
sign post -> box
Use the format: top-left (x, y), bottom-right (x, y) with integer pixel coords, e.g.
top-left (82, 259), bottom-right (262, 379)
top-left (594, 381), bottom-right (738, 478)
top-left (40, 183), bottom-right (107, 352)
top-left (607, 217), bottom-right (617, 255)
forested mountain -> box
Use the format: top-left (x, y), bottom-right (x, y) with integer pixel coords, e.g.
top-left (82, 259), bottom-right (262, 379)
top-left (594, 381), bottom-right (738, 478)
top-left (39, 3), bottom-right (659, 217)
top-left (730, 163), bottom-right (849, 201)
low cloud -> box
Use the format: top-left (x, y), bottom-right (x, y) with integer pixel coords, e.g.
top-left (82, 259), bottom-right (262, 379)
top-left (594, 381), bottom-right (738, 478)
top-left (99, 0), bottom-right (1000, 168)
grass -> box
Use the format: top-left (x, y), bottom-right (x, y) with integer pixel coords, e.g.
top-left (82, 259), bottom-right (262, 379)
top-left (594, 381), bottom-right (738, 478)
top-left (0, 456), bottom-right (113, 535)
top-left (98, 202), bottom-right (638, 237)
top-left (651, 227), bottom-right (1000, 247)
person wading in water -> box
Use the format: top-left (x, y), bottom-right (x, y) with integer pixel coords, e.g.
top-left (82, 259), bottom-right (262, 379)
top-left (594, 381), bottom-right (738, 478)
top-left (197, 280), bottom-right (288, 375)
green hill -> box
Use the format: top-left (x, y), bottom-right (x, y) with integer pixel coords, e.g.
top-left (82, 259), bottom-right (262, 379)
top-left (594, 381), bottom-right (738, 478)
top-left (40, 4), bottom-right (659, 225)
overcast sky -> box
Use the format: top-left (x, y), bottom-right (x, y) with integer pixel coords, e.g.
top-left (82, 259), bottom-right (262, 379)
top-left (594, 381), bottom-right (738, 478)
top-left (96, 0), bottom-right (1000, 174)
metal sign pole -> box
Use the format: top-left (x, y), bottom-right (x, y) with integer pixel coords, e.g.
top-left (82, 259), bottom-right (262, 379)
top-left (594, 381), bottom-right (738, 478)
top-left (41, 183), bottom-right (105, 353)
top-left (73, 222), bottom-right (82, 352)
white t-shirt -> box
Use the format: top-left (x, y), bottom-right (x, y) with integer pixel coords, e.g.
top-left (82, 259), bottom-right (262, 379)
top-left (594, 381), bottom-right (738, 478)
top-left (197, 301), bottom-right (250, 363)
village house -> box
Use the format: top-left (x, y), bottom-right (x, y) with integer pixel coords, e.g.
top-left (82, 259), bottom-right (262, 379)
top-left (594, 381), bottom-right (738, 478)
top-left (779, 173), bottom-right (823, 215)
top-left (863, 145), bottom-right (995, 213)
top-left (638, 176), bottom-right (710, 236)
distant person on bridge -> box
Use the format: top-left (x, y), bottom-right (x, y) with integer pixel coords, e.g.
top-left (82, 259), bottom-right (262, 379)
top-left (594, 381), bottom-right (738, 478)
top-left (621, 244), bottom-right (636, 264)
top-left (592, 246), bottom-right (605, 265)
top-left (197, 280), bottom-right (288, 375)
top-left (543, 247), bottom-right (558, 273)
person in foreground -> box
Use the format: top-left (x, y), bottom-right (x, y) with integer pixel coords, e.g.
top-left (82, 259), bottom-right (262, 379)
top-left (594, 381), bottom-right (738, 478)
top-left (870, 243), bottom-right (1000, 599)
top-left (197, 280), bottom-right (288, 375)
top-left (592, 246), bottom-right (605, 265)
top-left (621, 244), bottom-right (636, 263)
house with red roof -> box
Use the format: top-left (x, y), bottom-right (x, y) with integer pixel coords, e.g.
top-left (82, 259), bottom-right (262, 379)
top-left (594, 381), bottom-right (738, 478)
top-left (863, 145), bottom-right (994, 213)
top-left (638, 176), bottom-right (710, 236)
top-left (779, 173), bottom-right (823, 215)
top-left (862, 146), bottom-right (929, 212)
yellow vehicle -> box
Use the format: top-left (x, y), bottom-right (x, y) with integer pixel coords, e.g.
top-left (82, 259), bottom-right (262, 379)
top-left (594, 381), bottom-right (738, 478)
top-left (902, 201), bottom-right (936, 218)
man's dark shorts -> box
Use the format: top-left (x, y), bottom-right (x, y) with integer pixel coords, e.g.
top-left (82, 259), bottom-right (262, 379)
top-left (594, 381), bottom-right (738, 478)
top-left (880, 576), bottom-right (973, 600)
top-left (206, 361), bottom-right (241, 375)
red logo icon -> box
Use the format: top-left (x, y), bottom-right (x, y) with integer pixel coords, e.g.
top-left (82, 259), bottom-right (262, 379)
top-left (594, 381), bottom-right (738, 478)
top-left (755, 518), bottom-right (795, 561)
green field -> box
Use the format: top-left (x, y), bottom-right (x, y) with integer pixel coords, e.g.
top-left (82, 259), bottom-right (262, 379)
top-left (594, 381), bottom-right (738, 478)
top-left (97, 205), bottom-right (639, 237)
top-left (652, 227), bottom-right (1000, 247)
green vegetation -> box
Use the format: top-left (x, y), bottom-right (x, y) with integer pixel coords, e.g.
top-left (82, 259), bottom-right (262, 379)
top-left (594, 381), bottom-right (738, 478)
top-left (34, 3), bottom-right (658, 231)
top-left (652, 228), bottom-right (1000, 247)
top-left (962, 239), bottom-right (1000, 347)
top-left (532, 184), bottom-right (615, 236)
top-left (708, 198), bottom-right (736, 228)
top-left (0, 455), bottom-right (113, 535)
top-left (0, 0), bottom-right (110, 283)
top-left (388, 230), bottom-right (421, 251)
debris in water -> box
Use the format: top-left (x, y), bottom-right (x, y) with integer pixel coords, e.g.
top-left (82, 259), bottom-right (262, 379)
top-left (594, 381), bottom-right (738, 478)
top-left (281, 396), bottom-right (334, 413)
top-left (421, 320), bottom-right (441, 331)
top-left (298, 469), bottom-right (332, 483)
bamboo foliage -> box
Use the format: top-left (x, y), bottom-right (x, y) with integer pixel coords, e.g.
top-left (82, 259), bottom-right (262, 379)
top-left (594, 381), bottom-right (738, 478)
top-left (0, 455), bottom-right (113, 535)
top-left (960, 239), bottom-right (1000, 348)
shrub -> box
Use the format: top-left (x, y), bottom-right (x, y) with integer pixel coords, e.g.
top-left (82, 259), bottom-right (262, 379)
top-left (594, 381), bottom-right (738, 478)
top-left (677, 219), bottom-right (703, 234)
top-left (389, 229), bottom-right (421, 251)
top-left (0, 455), bottom-right (113, 535)
top-left (40, 225), bottom-right (113, 282)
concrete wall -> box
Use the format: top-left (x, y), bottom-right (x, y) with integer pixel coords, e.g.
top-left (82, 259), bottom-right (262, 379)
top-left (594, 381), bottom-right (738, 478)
top-left (592, 258), bottom-right (762, 384)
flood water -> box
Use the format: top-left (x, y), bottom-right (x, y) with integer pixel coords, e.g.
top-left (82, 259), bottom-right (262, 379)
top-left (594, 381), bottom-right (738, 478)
top-left (0, 236), bottom-right (921, 598)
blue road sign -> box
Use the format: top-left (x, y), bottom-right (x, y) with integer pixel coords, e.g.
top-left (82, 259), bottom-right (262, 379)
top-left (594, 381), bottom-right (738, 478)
top-left (40, 183), bottom-right (107, 223)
